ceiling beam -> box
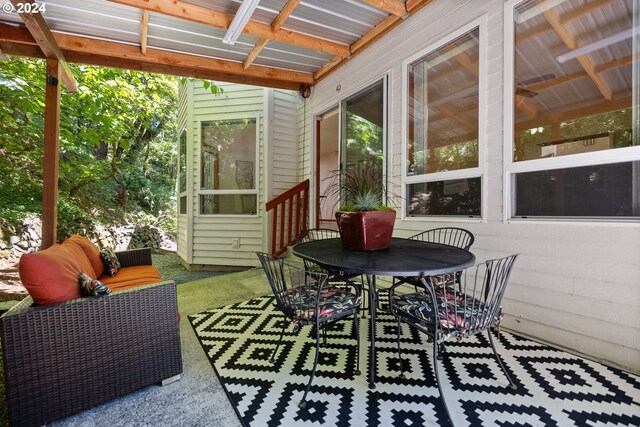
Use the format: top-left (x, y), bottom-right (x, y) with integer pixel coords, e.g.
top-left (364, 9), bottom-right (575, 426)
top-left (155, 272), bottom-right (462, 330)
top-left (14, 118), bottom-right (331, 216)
top-left (517, 0), bottom-right (615, 44)
top-left (9, 0), bottom-right (77, 92)
top-left (0, 23), bottom-right (314, 85)
top-left (108, 0), bottom-right (349, 57)
top-left (361, 0), bottom-right (406, 18)
top-left (244, 0), bottom-right (301, 70)
top-left (538, 2), bottom-right (612, 100)
top-left (515, 96), bottom-right (632, 132)
top-left (271, 0), bottom-right (301, 32)
top-left (243, 38), bottom-right (269, 70)
top-left (315, 0), bottom-right (433, 81)
top-left (0, 40), bottom-right (304, 91)
top-left (558, 0), bottom-right (617, 24)
top-left (140, 10), bottom-right (149, 54)
top-left (435, 104), bottom-right (477, 132)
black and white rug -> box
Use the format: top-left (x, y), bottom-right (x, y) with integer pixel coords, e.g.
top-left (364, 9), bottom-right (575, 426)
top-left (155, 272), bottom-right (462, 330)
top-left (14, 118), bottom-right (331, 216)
top-left (189, 296), bottom-right (640, 426)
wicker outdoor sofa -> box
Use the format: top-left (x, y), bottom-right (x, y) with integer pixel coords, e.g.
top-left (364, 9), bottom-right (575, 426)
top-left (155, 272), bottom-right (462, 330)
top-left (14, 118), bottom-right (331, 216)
top-left (0, 237), bottom-right (183, 426)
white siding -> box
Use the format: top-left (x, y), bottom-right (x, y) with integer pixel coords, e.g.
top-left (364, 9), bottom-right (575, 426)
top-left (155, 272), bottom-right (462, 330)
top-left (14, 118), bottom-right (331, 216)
top-left (193, 83), bottom-right (265, 268)
top-left (178, 83), bottom-right (301, 268)
top-left (176, 80), bottom-right (189, 262)
top-left (299, 0), bottom-right (640, 373)
top-left (271, 89), bottom-right (299, 195)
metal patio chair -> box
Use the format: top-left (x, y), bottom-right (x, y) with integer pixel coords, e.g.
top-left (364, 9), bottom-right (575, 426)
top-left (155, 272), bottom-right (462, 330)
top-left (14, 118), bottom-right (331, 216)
top-left (297, 228), bottom-right (367, 310)
top-left (389, 254), bottom-right (519, 425)
top-left (256, 252), bottom-right (362, 409)
top-left (389, 227), bottom-right (475, 298)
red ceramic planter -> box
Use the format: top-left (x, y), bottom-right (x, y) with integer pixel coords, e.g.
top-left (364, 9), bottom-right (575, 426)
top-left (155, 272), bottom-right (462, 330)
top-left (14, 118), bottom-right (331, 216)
top-left (335, 210), bottom-right (396, 251)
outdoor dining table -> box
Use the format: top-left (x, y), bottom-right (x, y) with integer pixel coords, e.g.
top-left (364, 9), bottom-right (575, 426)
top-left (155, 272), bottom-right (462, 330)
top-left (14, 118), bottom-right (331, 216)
top-left (292, 237), bottom-right (476, 390)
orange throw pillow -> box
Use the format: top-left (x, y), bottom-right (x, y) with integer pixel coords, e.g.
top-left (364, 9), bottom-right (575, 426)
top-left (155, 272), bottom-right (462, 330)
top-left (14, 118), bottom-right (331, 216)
top-left (19, 244), bottom-right (83, 305)
top-left (61, 239), bottom-right (98, 280)
top-left (66, 235), bottom-right (104, 277)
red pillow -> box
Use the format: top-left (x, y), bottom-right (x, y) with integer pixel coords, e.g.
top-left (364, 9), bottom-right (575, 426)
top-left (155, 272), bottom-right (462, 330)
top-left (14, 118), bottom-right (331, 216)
top-left (19, 244), bottom-right (83, 305)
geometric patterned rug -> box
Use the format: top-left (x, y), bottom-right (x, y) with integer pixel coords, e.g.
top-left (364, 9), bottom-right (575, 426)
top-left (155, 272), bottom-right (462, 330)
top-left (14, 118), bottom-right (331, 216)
top-left (189, 296), bottom-right (640, 427)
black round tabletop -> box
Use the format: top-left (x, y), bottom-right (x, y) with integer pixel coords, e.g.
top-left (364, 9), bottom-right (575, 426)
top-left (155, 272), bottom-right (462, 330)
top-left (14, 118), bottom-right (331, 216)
top-left (293, 237), bottom-right (476, 276)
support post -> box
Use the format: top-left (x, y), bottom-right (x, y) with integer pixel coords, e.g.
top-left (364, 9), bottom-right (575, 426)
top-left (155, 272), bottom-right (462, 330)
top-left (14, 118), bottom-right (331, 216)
top-left (41, 59), bottom-right (61, 249)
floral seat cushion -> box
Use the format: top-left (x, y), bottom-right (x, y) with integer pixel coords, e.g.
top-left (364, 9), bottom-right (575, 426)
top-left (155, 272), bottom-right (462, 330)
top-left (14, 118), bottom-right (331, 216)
top-left (392, 288), bottom-right (497, 333)
top-left (279, 286), bottom-right (361, 323)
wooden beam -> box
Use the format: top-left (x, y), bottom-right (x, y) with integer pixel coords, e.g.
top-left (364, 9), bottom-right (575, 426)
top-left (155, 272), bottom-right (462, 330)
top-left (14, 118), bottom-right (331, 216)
top-left (594, 54), bottom-right (633, 74)
top-left (41, 59), bottom-right (61, 249)
top-left (435, 104), bottom-right (477, 132)
top-left (0, 24), bottom-right (314, 84)
top-left (517, 0), bottom-right (616, 44)
top-left (515, 96), bottom-right (632, 132)
top-left (271, 0), bottom-right (301, 32)
top-left (140, 10), bottom-right (149, 54)
top-left (9, 0), bottom-right (77, 92)
top-left (0, 39), bottom-right (303, 90)
top-left (243, 38), bottom-right (269, 70)
top-left (315, 0), bottom-right (433, 82)
top-left (361, 0), bottom-right (406, 17)
top-left (515, 94), bottom-right (537, 119)
top-left (244, 0), bottom-right (301, 70)
top-left (558, 0), bottom-right (617, 24)
top-left (538, 3), bottom-right (612, 100)
top-left (526, 70), bottom-right (587, 92)
top-left (108, 0), bottom-right (349, 57)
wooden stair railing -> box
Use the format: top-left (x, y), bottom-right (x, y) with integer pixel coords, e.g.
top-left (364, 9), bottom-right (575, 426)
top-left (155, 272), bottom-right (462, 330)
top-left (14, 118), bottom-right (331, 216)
top-left (265, 179), bottom-right (309, 256)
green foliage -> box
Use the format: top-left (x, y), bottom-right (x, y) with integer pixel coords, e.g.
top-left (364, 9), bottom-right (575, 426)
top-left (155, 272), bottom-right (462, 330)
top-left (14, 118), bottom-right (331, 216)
top-left (0, 57), bottom-right (213, 237)
top-left (326, 157), bottom-right (392, 212)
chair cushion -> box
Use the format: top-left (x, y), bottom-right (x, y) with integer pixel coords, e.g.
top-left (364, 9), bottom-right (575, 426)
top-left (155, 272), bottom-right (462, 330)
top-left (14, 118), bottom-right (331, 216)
top-left (99, 265), bottom-right (162, 291)
top-left (280, 286), bottom-right (360, 322)
top-left (392, 289), bottom-right (494, 332)
top-left (18, 244), bottom-right (83, 305)
top-left (66, 235), bottom-right (104, 277)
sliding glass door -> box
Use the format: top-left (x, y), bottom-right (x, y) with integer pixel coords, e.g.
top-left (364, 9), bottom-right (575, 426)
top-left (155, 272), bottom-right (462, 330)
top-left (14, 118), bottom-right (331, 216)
top-left (340, 77), bottom-right (388, 205)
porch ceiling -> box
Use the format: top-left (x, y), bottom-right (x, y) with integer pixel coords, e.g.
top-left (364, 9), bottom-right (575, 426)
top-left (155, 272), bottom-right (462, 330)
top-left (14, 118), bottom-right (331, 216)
top-left (0, 0), bottom-right (432, 90)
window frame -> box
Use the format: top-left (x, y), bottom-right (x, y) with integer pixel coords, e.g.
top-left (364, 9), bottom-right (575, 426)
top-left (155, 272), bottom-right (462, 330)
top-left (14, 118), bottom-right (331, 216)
top-left (196, 114), bottom-right (260, 217)
top-left (177, 128), bottom-right (188, 216)
top-left (502, 0), bottom-right (640, 223)
top-left (401, 16), bottom-right (488, 222)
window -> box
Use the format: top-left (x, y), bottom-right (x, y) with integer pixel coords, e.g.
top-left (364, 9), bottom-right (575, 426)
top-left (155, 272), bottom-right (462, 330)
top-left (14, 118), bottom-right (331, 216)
top-left (178, 130), bottom-right (187, 215)
top-left (403, 23), bottom-right (484, 218)
top-left (506, 0), bottom-right (639, 220)
top-left (199, 118), bottom-right (258, 215)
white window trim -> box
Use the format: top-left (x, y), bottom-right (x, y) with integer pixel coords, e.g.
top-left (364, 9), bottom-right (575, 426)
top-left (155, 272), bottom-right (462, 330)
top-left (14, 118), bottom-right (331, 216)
top-left (196, 114), bottom-right (260, 217)
top-left (502, 0), bottom-right (640, 224)
top-left (401, 15), bottom-right (488, 222)
top-left (177, 128), bottom-right (188, 217)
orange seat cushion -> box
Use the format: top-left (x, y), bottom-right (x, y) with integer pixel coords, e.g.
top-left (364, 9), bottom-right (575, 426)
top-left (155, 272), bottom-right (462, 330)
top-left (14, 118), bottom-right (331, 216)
top-left (65, 235), bottom-right (104, 277)
top-left (99, 265), bottom-right (162, 292)
top-left (19, 244), bottom-right (83, 305)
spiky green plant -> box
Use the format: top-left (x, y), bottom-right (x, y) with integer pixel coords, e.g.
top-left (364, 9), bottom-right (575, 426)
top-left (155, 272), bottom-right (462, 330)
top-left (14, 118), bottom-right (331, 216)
top-left (324, 157), bottom-right (393, 212)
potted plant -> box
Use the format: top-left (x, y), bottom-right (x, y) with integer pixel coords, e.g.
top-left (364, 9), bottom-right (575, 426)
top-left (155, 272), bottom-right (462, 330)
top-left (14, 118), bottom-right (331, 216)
top-left (327, 158), bottom-right (396, 251)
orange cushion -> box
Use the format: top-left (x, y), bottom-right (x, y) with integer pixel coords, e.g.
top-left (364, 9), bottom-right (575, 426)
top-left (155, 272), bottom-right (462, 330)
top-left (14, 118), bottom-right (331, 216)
top-left (61, 239), bottom-right (97, 280)
top-left (66, 235), bottom-right (104, 277)
top-left (19, 245), bottom-right (83, 305)
top-left (99, 265), bottom-right (162, 292)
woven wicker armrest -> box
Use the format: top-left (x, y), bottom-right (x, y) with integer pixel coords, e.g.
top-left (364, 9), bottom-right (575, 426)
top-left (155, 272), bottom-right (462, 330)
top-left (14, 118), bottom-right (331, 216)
top-left (0, 280), bottom-right (182, 426)
top-left (116, 247), bottom-right (153, 267)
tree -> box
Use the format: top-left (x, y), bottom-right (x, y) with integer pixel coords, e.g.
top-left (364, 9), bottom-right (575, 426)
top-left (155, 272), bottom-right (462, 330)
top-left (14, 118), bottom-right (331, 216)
top-left (0, 57), bottom-right (208, 237)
